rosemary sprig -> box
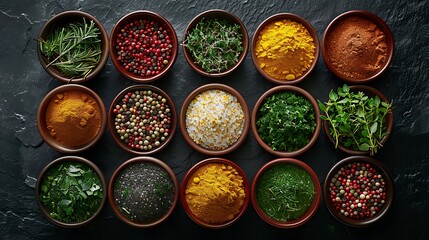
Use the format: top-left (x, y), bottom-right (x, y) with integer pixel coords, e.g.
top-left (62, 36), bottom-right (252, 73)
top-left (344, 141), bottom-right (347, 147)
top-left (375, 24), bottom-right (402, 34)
top-left (39, 18), bottom-right (102, 78)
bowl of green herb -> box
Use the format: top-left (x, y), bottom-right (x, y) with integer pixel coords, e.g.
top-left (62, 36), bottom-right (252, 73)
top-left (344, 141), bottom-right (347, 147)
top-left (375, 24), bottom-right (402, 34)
top-left (318, 84), bottom-right (394, 155)
top-left (251, 85), bottom-right (322, 157)
top-left (252, 158), bottom-right (321, 228)
top-left (182, 9), bottom-right (248, 77)
top-left (36, 156), bottom-right (106, 227)
top-left (37, 10), bottom-right (109, 83)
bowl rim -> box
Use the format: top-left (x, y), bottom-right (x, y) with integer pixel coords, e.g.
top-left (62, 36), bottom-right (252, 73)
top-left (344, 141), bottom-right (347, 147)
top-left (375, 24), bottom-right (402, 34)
top-left (251, 13), bottom-right (320, 85)
top-left (37, 10), bottom-right (109, 84)
top-left (107, 156), bottom-right (179, 228)
top-left (179, 83), bottom-right (250, 155)
top-left (36, 84), bottom-right (107, 153)
top-left (251, 158), bottom-right (321, 228)
top-left (180, 158), bottom-right (250, 228)
top-left (109, 10), bottom-right (178, 83)
top-left (182, 9), bottom-right (249, 78)
top-left (322, 85), bottom-right (394, 155)
top-left (321, 10), bottom-right (395, 83)
top-left (108, 84), bottom-right (177, 155)
top-left (251, 85), bottom-right (321, 157)
top-left (35, 156), bottom-right (107, 228)
top-left (323, 155), bottom-right (394, 227)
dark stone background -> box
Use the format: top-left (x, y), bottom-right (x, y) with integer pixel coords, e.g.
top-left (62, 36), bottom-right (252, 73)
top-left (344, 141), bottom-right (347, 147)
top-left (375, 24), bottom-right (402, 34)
top-left (0, 0), bottom-right (427, 239)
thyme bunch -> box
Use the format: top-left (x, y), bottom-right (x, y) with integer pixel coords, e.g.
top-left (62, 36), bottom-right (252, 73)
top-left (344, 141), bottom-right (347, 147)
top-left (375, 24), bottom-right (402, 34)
top-left (183, 18), bottom-right (243, 73)
top-left (39, 18), bottom-right (102, 78)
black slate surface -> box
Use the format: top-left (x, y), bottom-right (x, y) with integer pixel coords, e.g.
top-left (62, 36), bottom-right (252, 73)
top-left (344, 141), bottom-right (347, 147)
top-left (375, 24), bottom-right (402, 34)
top-left (0, 0), bottom-right (428, 239)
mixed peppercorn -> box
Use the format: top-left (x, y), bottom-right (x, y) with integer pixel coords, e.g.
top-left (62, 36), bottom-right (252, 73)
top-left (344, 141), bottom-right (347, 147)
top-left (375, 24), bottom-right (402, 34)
top-left (113, 89), bottom-right (172, 151)
top-left (114, 19), bottom-right (173, 77)
top-left (328, 162), bottom-right (387, 219)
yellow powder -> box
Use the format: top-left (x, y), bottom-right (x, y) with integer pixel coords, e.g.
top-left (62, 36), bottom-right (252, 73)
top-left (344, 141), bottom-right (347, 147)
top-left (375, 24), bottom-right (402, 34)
top-left (255, 19), bottom-right (316, 80)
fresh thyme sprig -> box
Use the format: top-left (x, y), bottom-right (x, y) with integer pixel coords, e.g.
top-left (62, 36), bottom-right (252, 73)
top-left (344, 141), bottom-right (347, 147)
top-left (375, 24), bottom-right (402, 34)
top-left (39, 18), bottom-right (102, 78)
top-left (183, 18), bottom-right (243, 73)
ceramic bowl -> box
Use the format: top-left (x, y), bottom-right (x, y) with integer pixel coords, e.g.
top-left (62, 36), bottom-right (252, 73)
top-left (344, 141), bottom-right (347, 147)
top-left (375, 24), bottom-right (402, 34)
top-left (37, 10), bottom-right (109, 83)
top-left (36, 156), bottom-right (107, 228)
top-left (108, 156), bottom-right (179, 228)
top-left (37, 84), bottom-right (107, 153)
top-left (180, 158), bottom-right (250, 228)
top-left (108, 85), bottom-right (177, 155)
top-left (109, 10), bottom-right (178, 82)
top-left (182, 9), bottom-right (249, 77)
top-left (251, 158), bottom-right (321, 228)
top-left (180, 83), bottom-right (250, 155)
top-left (324, 156), bottom-right (394, 227)
top-left (251, 85), bottom-right (321, 157)
top-left (322, 85), bottom-right (394, 155)
top-left (322, 10), bottom-right (394, 83)
top-left (251, 13), bottom-right (319, 85)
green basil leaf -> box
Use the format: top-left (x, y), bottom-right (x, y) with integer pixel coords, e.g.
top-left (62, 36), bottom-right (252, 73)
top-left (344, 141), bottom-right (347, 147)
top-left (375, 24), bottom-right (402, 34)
top-left (359, 143), bottom-right (370, 151)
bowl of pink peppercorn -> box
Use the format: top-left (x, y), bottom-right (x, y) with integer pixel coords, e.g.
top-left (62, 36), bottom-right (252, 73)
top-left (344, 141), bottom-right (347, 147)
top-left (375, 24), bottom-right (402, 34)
top-left (110, 11), bottom-right (178, 83)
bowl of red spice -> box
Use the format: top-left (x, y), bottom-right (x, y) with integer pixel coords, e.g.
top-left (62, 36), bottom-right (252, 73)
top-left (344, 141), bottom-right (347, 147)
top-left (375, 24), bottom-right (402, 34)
top-left (108, 156), bottom-right (179, 228)
top-left (108, 85), bottom-right (177, 155)
top-left (110, 10), bottom-right (178, 82)
top-left (36, 156), bottom-right (107, 228)
top-left (251, 158), bottom-right (321, 228)
top-left (182, 9), bottom-right (249, 77)
top-left (37, 10), bottom-right (109, 83)
top-left (324, 156), bottom-right (394, 227)
top-left (251, 85), bottom-right (321, 157)
top-left (322, 10), bottom-right (394, 83)
top-left (37, 84), bottom-right (107, 153)
top-left (251, 13), bottom-right (319, 84)
top-left (180, 83), bottom-right (250, 156)
top-left (180, 158), bottom-right (250, 228)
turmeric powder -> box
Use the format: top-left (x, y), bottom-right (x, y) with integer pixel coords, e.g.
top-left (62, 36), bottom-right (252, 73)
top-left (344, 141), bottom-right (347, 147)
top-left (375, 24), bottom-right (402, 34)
top-left (45, 90), bottom-right (101, 147)
top-left (185, 163), bottom-right (245, 224)
top-left (255, 19), bottom-right (316, 81)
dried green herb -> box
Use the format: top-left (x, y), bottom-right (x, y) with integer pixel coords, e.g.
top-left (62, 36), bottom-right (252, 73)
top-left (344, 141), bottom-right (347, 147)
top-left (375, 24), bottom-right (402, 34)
top-left (256, 91), bottom-right (316, 151)
top-left (318, 84), bottom-right (393, 155)
top-left (183, 18), bottom-right (243, 73)
top-left (256, 164), bottom-right (315, 221)
top-left (39, 18), bottom-right (102, 78)
top-left (39, 162), bottom-right (103, 223)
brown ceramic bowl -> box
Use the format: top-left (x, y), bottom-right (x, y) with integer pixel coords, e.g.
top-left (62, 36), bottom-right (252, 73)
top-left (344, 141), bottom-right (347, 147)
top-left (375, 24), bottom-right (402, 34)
top-left (180, 158), bottom-right (250, 228)
top-left (251, 85), bottom-right (321, 157)
top-left (251, 13), bottom-right (319, 85)
top-left (37, 84), bottom-right (107, 153)
top-left (252, 158), bottom-right (321, 228)
top-left (109, 11), bottom-right (178, 83)
top-left (37, 10), bottom-right (109, 83)
top-left (108, 156), bottom-right (179, 228)
top-left (322, 85), bottom-right (394, 155)
top-left (322, 10), bottom-right (394, 83)
top-left (180, 83), bottom-right (250, 155)
top-left (182, 9), bottom-right (249, 77)
top-left (108, 85), bottom-right (177, 155)
top-left (324, 156), bottom-right (394, 227)
top-left (36, 156), bottom-right (107, 228)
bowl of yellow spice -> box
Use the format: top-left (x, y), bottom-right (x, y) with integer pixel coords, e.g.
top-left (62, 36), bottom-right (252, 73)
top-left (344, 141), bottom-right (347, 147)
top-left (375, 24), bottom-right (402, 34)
top-left (37, 84), bottom-right (107, 153)
top-left (251, 13), bottom-right (319, 84)
top-left (181, 158), bottom-right (250, 228)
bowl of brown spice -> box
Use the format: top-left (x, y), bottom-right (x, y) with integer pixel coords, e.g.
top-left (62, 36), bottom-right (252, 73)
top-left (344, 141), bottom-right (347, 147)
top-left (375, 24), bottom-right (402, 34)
top-left (322, 10), bottom-right (394, 83)
top-left (37, 84), bottom-right (107, 153)
top-left (251, 13), bottom-right (319, 84)
top-left (37, 10), bottom-right (109, 83)
top-left (180, 158), bottom-right (250, 228)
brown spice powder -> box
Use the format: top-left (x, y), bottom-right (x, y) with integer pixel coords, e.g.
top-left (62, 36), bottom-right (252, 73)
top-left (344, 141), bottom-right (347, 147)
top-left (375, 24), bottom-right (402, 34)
top-left (326, 16), bottom-right (388, 80)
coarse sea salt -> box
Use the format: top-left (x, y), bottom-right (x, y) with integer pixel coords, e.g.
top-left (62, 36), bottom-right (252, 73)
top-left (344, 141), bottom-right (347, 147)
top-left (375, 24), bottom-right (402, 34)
top-left (185, 89), bottom-right (244, 150)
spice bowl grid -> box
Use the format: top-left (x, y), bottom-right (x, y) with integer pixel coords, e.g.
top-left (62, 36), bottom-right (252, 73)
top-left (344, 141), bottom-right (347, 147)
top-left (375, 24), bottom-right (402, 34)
top-left (323, 156), bottom-right (394, 227)
top-left (37, 10), bottom-right (109, 83)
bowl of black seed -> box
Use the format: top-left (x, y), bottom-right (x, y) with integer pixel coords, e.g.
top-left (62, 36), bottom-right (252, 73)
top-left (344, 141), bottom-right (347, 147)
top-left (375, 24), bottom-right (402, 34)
top-left (108, 156), bottom-right (178, 228)
top-left (108, 85), bottom-right (177, 155)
